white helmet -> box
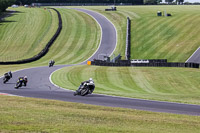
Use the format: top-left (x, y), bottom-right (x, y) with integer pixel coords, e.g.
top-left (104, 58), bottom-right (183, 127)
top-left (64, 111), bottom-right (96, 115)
top-left (89, 78), bottom-right (93, 81)
top-left (24, 76), bottom-right (27, 79)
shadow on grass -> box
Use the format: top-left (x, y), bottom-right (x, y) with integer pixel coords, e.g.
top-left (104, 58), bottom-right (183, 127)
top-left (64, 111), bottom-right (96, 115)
top-left (0, 10), bottom-right (24, 25)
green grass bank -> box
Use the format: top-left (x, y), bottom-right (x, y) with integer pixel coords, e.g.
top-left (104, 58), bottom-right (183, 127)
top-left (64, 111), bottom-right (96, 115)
top-left (0, 7), bottom-right (100, 65)
top-left (0, 95), bottom-right (200, 132)
top-left (0, 6), bottom-right (200, 132)
top-left (82, 5), bottom-right (200, 62)
top-left (0, 7), bottom-right (100, 75)
top-left (0, 7), bottom-right (58, 61)
top-left (52, 65), bottom-right (200, 105)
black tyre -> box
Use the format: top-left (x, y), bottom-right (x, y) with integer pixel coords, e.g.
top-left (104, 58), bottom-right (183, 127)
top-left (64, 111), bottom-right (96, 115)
top-left (80, 88), bottom-right (89, 96)
top-left (73, 91), bottom-right (78, 96)
top-left (15, 82), bottom-right (21, 89)
top-left (3, 78), bottom-right (9, 84)
top-left (15, 86), bottom-right (19, 89)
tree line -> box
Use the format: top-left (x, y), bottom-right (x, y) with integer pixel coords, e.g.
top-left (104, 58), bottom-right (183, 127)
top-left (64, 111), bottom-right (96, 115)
top-left (0, 0), bottom-right (16, 12)
top-left (15, 0), bottom-right (144, 5)
top-left (0, 0), bottom-right (186, 13)
top-left (14, 0), bottom-right (184, 5)
top-left (144, 0), bottom-right (184, 4)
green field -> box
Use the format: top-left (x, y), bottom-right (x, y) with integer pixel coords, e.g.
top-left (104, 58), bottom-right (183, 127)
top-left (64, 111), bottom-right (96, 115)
top-left (34, 8), bottom-right (100, 65)
top-left (83, 5), bottom-right (200, 62)
top-left (51, 5), bottom-right (200, 104)
top-left (0, 7), bottom-right (100, 65)
top-left (1, 5), bottom-right (200, 132)
top-left (0, 95), bottom-right (200, 132)
top-left (0, 7), bottom-right (100, 74)
top-left (52, 65), bottom-right (200, 105)
top-left (0, 7), bottom-right (58, 61)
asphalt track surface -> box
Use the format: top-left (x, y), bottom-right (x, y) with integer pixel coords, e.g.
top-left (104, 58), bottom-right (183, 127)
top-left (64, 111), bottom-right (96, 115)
top-left (186, 47), bottom-right (200, 63)
top-left (1, 8), bottom-right (200, 116)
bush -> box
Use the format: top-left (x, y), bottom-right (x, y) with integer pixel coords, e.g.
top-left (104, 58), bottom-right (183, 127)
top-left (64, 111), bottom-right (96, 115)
top-left (0, 0), bottom-right (16, 12)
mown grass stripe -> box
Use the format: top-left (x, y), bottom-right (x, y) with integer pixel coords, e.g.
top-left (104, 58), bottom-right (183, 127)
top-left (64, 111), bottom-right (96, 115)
top-left (113, 67), bottom-right (142, 93)
top-left (94, 66), bottom-right (119, 93)
top-left (52, 65), bottom-right (200, 104)
top-left (85, 6), bottom-right (200, 62)
top-left (0, 8), bottom-right (57, 61)
top-left (50, 10), bottom-right (78, 61)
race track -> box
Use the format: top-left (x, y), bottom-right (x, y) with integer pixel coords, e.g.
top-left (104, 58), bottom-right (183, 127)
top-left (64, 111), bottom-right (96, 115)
top-left (1, 8), bottom-right (200, 116)
top-left (186, 47), bottom-right (200, 63)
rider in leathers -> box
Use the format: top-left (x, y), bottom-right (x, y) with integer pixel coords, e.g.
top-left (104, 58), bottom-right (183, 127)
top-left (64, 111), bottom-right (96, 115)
top-left (77, 78), bottom-right (95, 94)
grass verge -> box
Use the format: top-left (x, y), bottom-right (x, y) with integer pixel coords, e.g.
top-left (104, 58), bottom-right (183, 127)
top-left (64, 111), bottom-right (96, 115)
top-left (52, 65), bottom-right (200, 105)
top-left (0, 95), bottom-right (200, 132)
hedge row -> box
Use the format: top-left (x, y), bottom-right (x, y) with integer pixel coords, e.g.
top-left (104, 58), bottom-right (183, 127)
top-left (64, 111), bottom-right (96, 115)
top-left (0, 8), bottom-right (62, 65)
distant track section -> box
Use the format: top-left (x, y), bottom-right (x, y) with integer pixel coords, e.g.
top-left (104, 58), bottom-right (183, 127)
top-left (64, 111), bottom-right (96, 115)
top-left (0, 8), bottom-right (62, 65)
top-left (186, 47), bottom-right (200, 64)
top-left (73, 8), bottom-right (117, 61)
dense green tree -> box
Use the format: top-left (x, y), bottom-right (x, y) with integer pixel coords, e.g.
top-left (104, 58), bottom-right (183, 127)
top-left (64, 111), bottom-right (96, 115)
top-left (0, 0), bottom-right (16, 12)
top-left (144, 0), bottom-right (159, 4)
top-left (176, 0), bottom-right (184, 4)
top-left (165, 0), bottom-right (174, 4)
top-left (14, 0), bottom-right (143, 5)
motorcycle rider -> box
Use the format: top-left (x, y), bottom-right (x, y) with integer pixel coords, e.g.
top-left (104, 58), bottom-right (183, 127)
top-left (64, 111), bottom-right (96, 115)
top-left (75, 78), bottom-right (95, 95)
top-left (23, 76), bottom-right (28, 86)
top-left (49, 60), bottom-right (55, 67)
top-left (8, 71), bottom-right (12, 78)
top-left (17, 76), bottom-right (28, 87)
top-left (3, 71), bottom-right (12, 83)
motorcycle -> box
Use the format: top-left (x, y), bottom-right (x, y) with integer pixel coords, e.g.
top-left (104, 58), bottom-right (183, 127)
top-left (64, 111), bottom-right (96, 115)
top-left (49, 60), bottom-right (55, 67)
top-left (3, 76), bottom-right (10, 84)
top-left (3, 74), bottom-right (11, 84)
top-left (74, 82), bottom-right (95, 96)
top-left (15, 78), bottom-right (24, 89)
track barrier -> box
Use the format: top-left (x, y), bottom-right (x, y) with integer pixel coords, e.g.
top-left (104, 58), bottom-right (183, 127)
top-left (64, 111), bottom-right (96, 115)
top-left (91, 60), bottom-right (199, 69)
top-left (125, 17), bottom-right (131, 60)
top-left (87, 61), bottom-right (91, 65)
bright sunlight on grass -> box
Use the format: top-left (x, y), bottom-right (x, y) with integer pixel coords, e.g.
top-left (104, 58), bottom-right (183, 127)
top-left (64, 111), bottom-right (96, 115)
top-left (52, 65), bottom-right (200, 105)
top-left (0, 95), bottom-right (200, 132)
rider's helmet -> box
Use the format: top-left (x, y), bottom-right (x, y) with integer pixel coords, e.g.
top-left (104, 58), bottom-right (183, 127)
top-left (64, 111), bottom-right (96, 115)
top-left (24, 76), bottom-right (27, 80)
top-left (89, 78), bottom-right (94, 83)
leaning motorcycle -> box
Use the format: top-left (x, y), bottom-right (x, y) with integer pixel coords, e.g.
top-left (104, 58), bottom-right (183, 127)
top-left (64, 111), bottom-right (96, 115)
top-left (3, 76), bottom-right (10, 84)
top-left (49, 61), bottom-right (55, 67)
top-left (74, 82), bottom-right (95, 96)
top-left (15, 78), bottom-right (24, 89)
top-left (49, 62), bottom-right (53, 67)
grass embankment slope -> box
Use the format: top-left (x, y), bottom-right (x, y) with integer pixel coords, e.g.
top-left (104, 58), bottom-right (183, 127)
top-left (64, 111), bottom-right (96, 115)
top-left (33, 8), bottom-right (100, 65)
top-left (84, 5), bottom-right (200, 62)
top-left (0, 7), bottom-right (58, 61)
top-left (0, 95), bottom-right (200, 132)
top-left (0, 7), bottom-right (100, 75)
